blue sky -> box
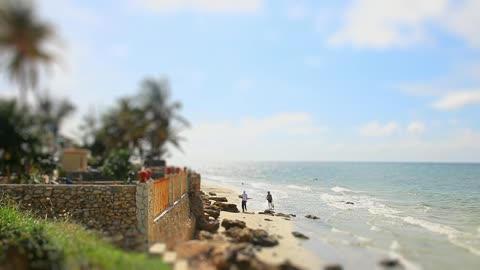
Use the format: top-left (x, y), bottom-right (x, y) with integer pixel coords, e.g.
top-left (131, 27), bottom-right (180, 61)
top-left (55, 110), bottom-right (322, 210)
top-left (2, 0), bottom-right (480, 163)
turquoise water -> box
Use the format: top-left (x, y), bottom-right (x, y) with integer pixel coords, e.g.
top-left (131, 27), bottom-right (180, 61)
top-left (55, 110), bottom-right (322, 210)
top-left (197, 162), bottom-right (480, 270)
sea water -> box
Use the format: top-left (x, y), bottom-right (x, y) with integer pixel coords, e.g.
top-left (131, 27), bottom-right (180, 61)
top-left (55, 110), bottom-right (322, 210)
top-left (195, 162), bottom-right (480, 270)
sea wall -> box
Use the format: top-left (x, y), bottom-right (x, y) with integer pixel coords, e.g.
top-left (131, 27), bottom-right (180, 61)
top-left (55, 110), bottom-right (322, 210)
top-left (149, 194), bottom-right (195, 249)
top-left (0, 184), bottom-right (145, 250)
top-left (0, 170), bottom-right (201, 251)
top-left (145, 172), bottom-right (196, 250)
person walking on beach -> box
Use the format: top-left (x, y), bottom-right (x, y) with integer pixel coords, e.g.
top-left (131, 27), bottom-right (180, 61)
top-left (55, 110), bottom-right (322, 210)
top-left (266, 191), bottom-right (274, 210)
top-left (241, 191), bottom-right (248, 212)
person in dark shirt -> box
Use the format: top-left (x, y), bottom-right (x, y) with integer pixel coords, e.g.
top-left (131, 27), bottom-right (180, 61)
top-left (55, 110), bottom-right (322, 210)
top-left (266, 191), bottom-right (274, 210)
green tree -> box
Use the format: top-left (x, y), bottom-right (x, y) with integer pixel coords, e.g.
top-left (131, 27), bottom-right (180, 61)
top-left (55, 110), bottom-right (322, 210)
top-left (0, 0), bottom-right (57, 99)
top-left (102, 149), bottom-right (132, 181)
top-left (138, 78), bottom-right (189, 160)
top-left (82, 77), bottom-right (189, 164)
top-left (0, 98), bottom-right (46, 181)
top-left (36, 92), bottom-right (75, 138)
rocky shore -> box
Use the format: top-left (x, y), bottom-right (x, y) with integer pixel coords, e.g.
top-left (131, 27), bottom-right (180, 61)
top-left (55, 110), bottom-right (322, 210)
top-left (175, 183), bottom-right (323, 270)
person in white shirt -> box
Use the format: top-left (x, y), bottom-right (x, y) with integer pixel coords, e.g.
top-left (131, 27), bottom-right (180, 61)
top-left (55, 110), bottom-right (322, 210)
top-left (241, 191), bottom-right (248, 212)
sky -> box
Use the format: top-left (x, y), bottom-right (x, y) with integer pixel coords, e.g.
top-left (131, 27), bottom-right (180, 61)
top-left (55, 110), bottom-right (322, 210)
top-left (2, 0), bottom-right (480, 163)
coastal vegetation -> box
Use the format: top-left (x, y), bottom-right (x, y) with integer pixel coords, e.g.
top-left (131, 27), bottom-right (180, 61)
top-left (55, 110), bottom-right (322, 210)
top-left (0, 201), bottom-right (169, 269)
top-left (0, 1), bottom-right (188, 183)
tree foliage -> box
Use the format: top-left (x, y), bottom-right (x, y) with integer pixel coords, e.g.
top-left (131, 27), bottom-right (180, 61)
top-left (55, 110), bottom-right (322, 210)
top-left (82, 77), bottom-right (189, 165)
top-left (0, 0), bottom-right (57, 97)
top-left (102, 149), bottom-right (132, 181)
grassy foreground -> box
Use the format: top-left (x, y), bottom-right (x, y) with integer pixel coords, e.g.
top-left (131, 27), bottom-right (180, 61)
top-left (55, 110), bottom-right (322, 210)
top-left (0, 203), bottom-right (170, 270)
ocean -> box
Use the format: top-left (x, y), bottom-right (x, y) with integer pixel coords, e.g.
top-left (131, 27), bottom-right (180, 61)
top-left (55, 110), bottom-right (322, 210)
top-left (195, 161), bottom-right (480, 270)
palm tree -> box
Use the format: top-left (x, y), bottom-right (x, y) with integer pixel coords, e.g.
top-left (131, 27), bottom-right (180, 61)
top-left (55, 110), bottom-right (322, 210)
top-left (138, 78), bottom-right (189, 160)
top-left (36, 91), bottom-right (75, 138)
top-left (101, 98), bottom-right (147, 155)
top-left (35, 91), bottom-right (75, 156)
top-left (0, 0), bottom-right (57, 100)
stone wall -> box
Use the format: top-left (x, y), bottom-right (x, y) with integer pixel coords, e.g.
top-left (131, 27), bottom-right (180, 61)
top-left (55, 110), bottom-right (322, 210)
top-left (189, 172), bottom-right (201, 193)
top-left (0, 171), bottom-right (202, 251)
top-left (0, 184), bottom-right (146, 250)
top-left (149, 195), bottom-right (196, 250)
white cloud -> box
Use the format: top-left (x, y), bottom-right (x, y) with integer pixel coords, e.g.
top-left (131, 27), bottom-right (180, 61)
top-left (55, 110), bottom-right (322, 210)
top-left (329, 0), bottom-right (448, 48)
top-left (444, 0), bottom-right (480, 48)
top-left (328, 0), bottom-right (480, 49)
top-left (407, 121), bottom-right (426, 135)
top-left (360, 121), bottom-right (399, 137)
top-left (167, 112), bottom-right (326, 162)
top-left (130, 0), bottom-right (262, 14)
top-left (229, 112), bottom-right (322, 137)
top-left (432, 90), bottom-right (480, 110)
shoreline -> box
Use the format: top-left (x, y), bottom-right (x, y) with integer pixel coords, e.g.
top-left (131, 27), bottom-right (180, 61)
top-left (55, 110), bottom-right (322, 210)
top-left (201, 182), bottom-right (323, 270)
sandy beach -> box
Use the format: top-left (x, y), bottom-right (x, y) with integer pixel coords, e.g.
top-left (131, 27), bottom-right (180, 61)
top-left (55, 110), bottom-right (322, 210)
top-left (201, 182), bottom-right (322, 270)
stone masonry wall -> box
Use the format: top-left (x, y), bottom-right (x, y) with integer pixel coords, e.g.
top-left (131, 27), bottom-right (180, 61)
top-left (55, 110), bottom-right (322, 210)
top-left (189, 172), bottom-right (201, 193)
top-left (0, 184), bottom-right (146, 250)
top-left (149, 195), bottom-right (195, 250)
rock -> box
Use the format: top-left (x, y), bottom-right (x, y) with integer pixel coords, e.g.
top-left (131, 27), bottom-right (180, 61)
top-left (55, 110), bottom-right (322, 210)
top-left (290, 214), bottom-right (296, 217)
top-left (208, 192), bottom-right (217, 196)
top-left (258, 209), bottom-right (275, 216)
top-left (213, 201), bottom-right (240, 213)
top-left (305, 214), bottom-right (319, 220)
top-left (275, 213), bottom-right (290, 218)
top-left (225, 227), bottom-right (253, 242)
top-left (379, 258), bottom-right (401, 268)
top-left (225, 227), bottom-right (278, 247)
top-left (221, 219), bottom-right (247, 230)
top-left (251, 229), bottom-right (278, 247)
top-left (209, 196), bottom-right (228, 202)
top-left (205, 209), bottom-right (220, 219)
top-left (175, 240), bottom-right (300, 270)
top-left (284, 218), bottom-right (291, 221)
top-left (324, 264), bottom-right (343, 270)
top-left (345, 202), bottom-right (354, 205)
top-left (198, 219), bottom-right (220, 233)
top-left (264, 218), bottom-right (272, 221)
top-left (291, 231), bottom-right (309, 240)
top-left (198, 230), bottom-right (213, 240)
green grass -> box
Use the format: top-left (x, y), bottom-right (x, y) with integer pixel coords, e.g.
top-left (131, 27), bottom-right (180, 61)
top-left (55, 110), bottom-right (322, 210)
top-left (0, 203), bottom-right (170, 270)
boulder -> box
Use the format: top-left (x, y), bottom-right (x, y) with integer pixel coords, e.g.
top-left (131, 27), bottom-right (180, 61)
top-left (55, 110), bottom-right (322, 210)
top-left (205, 209), bottom-right (220, 219)
top-left (198, 219), bottom-right (220, 233)
top-left (225, 227), bottom-right (253, 242)
top-left (345, 202), bottom-right (354, 205)
top-left (208, 192), bottom-right (217, 196)
top-left (379, 258), bottom-right (401, 268)
top-left (305, 214), bottom-right (319, 220)
top-left (251, 229), bottom-right (278, 247)
top-left (213, 201), bottom-right (240, 213)
top-left (221, 219), bottom-right (246, 230)
top-left (275, 213), bottom-right (290, 218)
top-left (258, 209), bottom-right (275, 216)
top-left (225, 227), bottom-right (279, 247)
top-left (209, 196), bottom-right (228, 202)
top-left (264, 218), bottom-right (273, 221)
top-left (175, 240), bottom-right (300, 270)
top-left (290, 214), bottom-right (296, 217)
top-left (324, 264), bottom-right (343, 270)
top-left (291, 231), bottom-right (309, 240)
top-left (198, 230), bottom-right (213, 240)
